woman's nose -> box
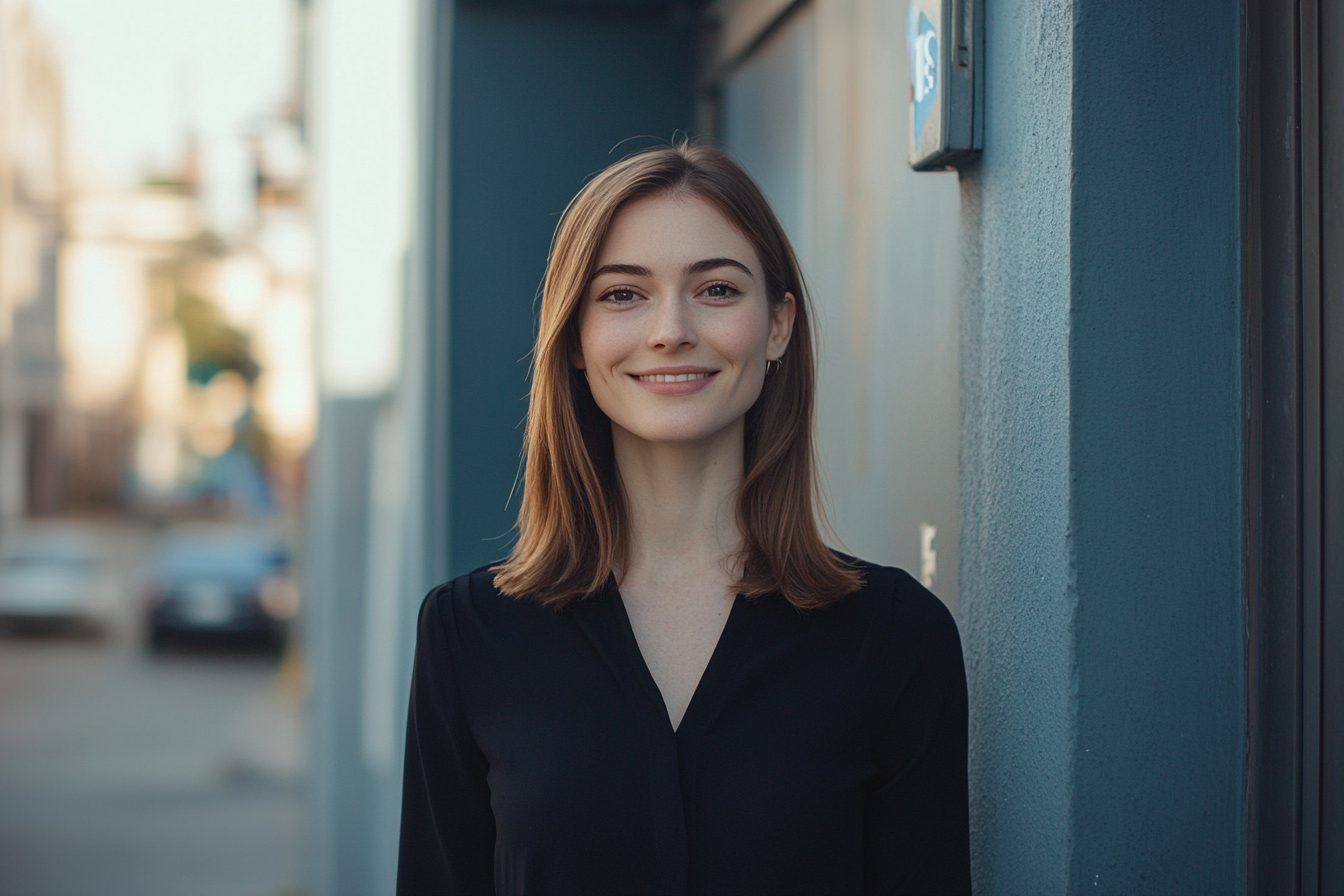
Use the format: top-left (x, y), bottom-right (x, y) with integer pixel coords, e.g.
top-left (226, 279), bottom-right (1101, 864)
top-left (646, 294), bottom-right (695, 350)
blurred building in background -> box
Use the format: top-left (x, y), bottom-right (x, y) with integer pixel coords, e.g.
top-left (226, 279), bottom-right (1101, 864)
top-left (63, 155), bottom-right (207, 513)
top-left (0, 5), bottom-right (314, 890)
top-left (0, 0), bottom-right (315, 528)
top-left (0, 0), bottom-right (67, 526)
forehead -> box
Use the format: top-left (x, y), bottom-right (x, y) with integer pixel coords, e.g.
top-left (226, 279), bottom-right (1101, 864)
top-left (596, 193), bottom-right (758, 268)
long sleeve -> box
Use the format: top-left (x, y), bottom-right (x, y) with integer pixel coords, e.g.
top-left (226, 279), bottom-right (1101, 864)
top-left (862, 586), bottom-right (972, 896)
top-left (397, 583), bottom-right (496, 896)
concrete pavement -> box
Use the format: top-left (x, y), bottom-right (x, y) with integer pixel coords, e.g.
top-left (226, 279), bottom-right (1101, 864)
top-left (0, 519), bottom-right (307, 896)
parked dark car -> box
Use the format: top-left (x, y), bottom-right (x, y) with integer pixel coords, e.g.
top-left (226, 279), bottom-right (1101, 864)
top-left (145, 527), bottom-right (298, 650)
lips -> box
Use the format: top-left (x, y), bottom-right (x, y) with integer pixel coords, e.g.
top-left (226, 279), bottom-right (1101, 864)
top-left (629, 368), bottom-right (718, 395)
top-left (636, 372), bottom-right (711, 383)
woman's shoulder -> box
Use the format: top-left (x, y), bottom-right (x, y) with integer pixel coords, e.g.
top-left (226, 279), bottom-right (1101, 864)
top-left (831, 552), bottom-right (961, 647)
top-left (423, 561), bottom-right (508, 603)
top-left (417, 562), bottom-right (566, 645)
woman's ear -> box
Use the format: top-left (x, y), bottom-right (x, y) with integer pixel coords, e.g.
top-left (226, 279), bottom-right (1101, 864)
top-left (768, 292), bottom-right (797, 360)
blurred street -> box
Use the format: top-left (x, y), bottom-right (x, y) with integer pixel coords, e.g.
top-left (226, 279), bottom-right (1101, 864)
top-left (0, 519), bottom-right (306, 896)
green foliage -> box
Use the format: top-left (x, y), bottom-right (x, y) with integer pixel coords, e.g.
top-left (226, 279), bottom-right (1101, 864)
top-left (172, 292), bottom-right (256, 384)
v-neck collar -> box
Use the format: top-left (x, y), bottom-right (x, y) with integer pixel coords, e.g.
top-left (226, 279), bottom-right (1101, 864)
top-left (614, 582), bottom-right (743, 738)
top-left (568, 576), bottom-right (719, 895)
top-left (570, 576), bottom-right (746, 740)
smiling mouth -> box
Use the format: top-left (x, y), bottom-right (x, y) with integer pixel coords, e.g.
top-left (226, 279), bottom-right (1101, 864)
top-left (635, 372), bottom-right (713, 383)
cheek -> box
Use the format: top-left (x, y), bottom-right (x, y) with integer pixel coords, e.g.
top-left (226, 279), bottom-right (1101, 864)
top-left (705, 305), bottom-right (773, 361)
top-left (576, 314), bottom-right (626, 372)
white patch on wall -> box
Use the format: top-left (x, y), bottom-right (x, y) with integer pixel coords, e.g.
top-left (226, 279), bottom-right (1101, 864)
top-left (920, 523), bottom-right (937, 589)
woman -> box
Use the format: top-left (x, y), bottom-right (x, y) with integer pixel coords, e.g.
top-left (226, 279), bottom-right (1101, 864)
top-left (397, 143), bottom-right (970, 895)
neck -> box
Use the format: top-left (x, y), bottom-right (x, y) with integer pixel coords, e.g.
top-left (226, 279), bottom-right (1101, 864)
top-left (611, 419), bottom-right (745, 581)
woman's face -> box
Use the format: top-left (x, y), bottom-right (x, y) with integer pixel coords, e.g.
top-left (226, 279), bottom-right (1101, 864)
top-left (574, 193), bottom-right (795, 449)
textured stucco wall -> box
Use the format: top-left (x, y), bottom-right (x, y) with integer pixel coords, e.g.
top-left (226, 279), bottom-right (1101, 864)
top-left (960, 0), bottom-right (1244, 892)
top-left (957, 0), bottom-right (1077, 889)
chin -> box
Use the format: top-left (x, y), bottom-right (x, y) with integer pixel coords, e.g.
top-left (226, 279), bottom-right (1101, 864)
top-left (626, 426), bottom-right (719, 445)
top-left (614, 414), bottom-right (739, 447)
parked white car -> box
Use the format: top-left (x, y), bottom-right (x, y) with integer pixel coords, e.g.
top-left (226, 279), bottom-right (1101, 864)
top-left (0, 528), bottom-right (118, 634)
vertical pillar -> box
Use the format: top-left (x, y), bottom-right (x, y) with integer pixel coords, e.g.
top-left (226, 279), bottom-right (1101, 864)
top-left (959, 0), bottom-right (1244, 891)
top-left (306, 396), bottom-right (380, 896)
top-left (957, 0), bottom-right (1076, 888)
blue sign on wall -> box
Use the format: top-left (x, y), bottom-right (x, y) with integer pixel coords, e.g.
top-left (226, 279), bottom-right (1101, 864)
top-left (907, 4), bottom-right (939, 146)
top-left (906, 0), bottom-right (980, 170)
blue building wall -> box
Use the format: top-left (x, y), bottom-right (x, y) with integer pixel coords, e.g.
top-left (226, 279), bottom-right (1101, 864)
top-left (445, 0), bottom-right (695, 576)
top-left (960, 0), bottom-right (1245, 892)
top-left (957, 0), bottom-right (1076, 888)
top-left (1067, 1), bottom-right (1244, 889)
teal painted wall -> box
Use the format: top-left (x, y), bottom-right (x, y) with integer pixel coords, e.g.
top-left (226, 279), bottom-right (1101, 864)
top-left (446, 1), bottom-right (696, 576)
top-left (1068, 1), bottom-right (1244, 888)
top-left (958, 0), bottom-right (1076, 888)
top-left (960, 0), bottom-right (1245, 892)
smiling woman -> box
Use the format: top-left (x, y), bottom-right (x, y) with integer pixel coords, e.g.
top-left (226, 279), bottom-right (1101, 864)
top-left (577, 196), bottom-right (791, 441)
top-left (397, 143), bottom-right (970, 895)
top-left (496, 143), bottom-right (854, 611)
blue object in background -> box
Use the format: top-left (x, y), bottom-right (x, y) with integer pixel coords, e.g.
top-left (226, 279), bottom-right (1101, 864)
top-left (907, 4), bottom-right (938, 145)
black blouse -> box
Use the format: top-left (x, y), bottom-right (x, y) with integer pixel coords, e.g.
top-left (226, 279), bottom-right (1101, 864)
top-left (397, 560), bottom-right (970, 896)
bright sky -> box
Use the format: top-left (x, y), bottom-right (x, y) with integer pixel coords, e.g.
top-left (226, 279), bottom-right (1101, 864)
top-left (31, 0), bottom-right (414, 397)
top-left (30, 0), bottom-right (290, 234)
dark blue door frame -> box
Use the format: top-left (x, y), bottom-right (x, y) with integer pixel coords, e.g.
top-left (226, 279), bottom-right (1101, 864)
top-left (1244, 0), bottom-right (1342, 892)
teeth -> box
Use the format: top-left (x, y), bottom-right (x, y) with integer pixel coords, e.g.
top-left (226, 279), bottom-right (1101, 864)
top-left (638, 372), bottom-right (710, 383)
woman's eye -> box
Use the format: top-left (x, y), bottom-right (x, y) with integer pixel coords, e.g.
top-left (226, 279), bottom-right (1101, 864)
top-left (704, 283), bottom-right (740, 299)
top-left (600, 289), bottom-right (639, 305)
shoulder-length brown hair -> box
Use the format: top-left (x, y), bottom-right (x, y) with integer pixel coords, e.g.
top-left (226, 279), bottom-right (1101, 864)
top-left (492, 142), bottom-right (861, 610)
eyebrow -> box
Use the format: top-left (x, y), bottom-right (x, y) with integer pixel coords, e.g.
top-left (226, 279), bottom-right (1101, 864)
top-left (590, 257), bottom-right (755, 280)
top-left (688, 257), bottom-right (754, 277)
